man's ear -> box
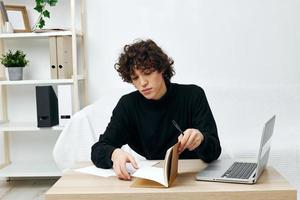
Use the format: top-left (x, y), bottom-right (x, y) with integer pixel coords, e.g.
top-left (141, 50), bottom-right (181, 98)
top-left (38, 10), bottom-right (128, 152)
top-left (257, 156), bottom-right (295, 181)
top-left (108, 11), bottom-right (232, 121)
top-left (161, 69), bottom-right (166, 77)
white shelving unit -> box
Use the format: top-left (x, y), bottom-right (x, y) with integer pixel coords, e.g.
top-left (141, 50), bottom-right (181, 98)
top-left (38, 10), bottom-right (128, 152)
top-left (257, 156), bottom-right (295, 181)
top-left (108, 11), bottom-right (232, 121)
top-left (0, 0), bottom-right (87, 178)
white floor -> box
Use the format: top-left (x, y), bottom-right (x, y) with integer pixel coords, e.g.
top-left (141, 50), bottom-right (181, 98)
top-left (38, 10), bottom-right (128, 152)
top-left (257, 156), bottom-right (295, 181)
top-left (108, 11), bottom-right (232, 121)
top-left (0, 178), bottom-right (58, 200)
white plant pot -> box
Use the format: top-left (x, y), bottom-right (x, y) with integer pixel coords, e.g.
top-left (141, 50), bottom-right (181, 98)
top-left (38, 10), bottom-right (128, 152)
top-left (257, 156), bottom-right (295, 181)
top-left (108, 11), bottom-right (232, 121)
top-left (7, 67), bottom-right (23, 81)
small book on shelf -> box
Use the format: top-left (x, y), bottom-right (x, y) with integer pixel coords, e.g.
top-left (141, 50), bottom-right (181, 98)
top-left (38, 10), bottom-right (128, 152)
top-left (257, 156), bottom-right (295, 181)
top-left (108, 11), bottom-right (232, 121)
top-left (131, 142), bottom-right (179, 188)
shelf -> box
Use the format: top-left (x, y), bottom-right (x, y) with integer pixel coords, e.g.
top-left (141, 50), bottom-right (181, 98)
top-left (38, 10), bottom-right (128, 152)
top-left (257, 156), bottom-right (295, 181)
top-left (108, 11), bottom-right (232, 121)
top-left (0, 122), bottom-right (64, 132)
top-left (0, 79), bottom-right (74, 85)
top-left (0, 162), bottom-right (62, 177)
top-left (0, 75), bottom-right (85, 85)
top-left (0, 30), bottom-right (83, 39)
top-left (0, 0), bottom-right (87, 180)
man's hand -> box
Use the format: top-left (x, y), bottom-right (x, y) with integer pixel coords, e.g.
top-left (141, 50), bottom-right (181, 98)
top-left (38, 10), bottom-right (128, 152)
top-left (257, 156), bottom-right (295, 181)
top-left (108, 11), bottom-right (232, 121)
top-left (111, 148), bottom-right (138, 180)
top-left (178, 128), bottom-right (204, 154)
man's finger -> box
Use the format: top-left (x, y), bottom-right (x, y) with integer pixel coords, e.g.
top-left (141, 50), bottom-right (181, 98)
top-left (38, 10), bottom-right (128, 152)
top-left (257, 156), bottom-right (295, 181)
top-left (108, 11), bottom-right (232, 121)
top-left (185, 132), bottom-right (198, 148)
top-left (178, 134), bottom-right (184, 152)
top-left (188, 141), bottom-right (200, 151)
top-left (180, 134), bottom-right (188, 146)
top-left (128, 155), bottom-right (139, 169)
top-left (115, 164), bottom-right (125, 180)
top-left (180, 133), bottom-right (191, 151)
top-left (184, 137), bottom-right (194, 150)
top-left (178, 134), bottom-right (183, 141)
top-left (120, 162), bottom-right (130, 180)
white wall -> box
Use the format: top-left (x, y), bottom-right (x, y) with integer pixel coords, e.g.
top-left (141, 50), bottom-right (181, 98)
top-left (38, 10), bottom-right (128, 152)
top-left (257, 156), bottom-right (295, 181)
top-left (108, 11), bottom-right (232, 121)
top-left (86, 0), bottom-right (300, 101)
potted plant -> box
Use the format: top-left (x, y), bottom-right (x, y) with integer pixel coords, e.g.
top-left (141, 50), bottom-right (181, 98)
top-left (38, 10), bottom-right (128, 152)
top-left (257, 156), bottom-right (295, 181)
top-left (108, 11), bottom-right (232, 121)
top-left (0, 50), bottom-right (29, 81)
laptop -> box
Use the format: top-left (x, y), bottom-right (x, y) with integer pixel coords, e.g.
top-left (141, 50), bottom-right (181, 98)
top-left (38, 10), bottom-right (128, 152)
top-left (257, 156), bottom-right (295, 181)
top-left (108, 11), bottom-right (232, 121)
top-left (196, 115), bottom-right (276, 184)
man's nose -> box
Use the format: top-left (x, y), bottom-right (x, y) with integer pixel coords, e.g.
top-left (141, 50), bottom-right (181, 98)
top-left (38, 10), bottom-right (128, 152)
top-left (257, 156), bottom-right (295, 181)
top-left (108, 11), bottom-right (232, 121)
top-left (140, 77), bottom-right (148, 86)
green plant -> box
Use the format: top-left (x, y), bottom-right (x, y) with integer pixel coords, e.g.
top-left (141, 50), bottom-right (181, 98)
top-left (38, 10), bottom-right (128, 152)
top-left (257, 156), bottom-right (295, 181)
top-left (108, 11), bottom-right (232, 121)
top-left (0, 50), bottom-right (29, 67)
top-left (33, 0), bottom-right (58, 30)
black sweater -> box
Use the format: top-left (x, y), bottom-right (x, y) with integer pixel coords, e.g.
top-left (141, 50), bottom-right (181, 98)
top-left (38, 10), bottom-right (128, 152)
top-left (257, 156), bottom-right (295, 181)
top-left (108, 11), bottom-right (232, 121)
top-left (91, 82), bottom-right (221, 168)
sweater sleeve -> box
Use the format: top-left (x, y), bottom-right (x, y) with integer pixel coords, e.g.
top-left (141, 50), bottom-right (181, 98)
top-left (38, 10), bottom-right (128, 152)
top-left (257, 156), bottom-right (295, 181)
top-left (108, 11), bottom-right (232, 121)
top-left (91, 97), bottom-right (129, 169)
top-left (192, 87), bottom-right (221, 163)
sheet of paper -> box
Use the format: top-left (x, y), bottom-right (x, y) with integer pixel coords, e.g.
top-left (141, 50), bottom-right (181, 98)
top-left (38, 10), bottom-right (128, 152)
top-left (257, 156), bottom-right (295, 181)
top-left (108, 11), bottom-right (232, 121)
top-left (132, 166), bottom-right (166, 187)
top-left (127, 160), bottom-right (159, 174)
top-left (75, 165), bottom-right (115, 177)
top-left (75, 160), bottom-right (159, 177)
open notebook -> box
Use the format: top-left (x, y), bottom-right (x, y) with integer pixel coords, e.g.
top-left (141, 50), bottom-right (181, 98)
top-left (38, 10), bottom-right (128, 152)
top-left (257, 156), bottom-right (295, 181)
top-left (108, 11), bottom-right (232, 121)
top-left (131, 142), bottom-right (179, 188)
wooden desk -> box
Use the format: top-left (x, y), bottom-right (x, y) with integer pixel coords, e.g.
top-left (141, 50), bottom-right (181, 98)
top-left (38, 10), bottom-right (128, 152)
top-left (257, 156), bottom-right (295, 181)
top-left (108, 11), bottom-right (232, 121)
top-left (45, 160), bottom-right (297, 200)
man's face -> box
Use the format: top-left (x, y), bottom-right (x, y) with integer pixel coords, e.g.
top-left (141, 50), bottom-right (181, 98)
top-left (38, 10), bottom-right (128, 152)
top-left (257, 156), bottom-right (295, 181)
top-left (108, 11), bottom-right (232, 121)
top-left (131, 68), bottom-right (167, 100)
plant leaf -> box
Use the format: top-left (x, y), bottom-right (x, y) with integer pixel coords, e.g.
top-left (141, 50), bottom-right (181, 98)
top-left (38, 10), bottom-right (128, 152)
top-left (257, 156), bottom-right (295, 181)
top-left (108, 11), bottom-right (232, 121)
top-left (50, 0), bottom-right (58, 6)
top-left (43, 10), bottom-right (50, 18)
top-left (34, 5), bottom-right (43, 13)
top-left (38, 18), bottom-right (45, 29)
top-left (36, 0), bottom-right (45, 5)
top-left (47, 0), bottom-right (58, 6)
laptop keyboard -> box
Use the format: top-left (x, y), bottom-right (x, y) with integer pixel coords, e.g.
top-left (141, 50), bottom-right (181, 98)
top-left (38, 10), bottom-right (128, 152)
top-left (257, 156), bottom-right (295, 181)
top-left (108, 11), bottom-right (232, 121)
top-left (222, 162), bottom-right (257, 179)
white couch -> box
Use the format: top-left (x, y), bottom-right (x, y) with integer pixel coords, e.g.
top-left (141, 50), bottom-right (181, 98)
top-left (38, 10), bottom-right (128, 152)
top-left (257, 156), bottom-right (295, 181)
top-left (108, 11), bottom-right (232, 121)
top-left (53, 85), bottom-right (299, 198)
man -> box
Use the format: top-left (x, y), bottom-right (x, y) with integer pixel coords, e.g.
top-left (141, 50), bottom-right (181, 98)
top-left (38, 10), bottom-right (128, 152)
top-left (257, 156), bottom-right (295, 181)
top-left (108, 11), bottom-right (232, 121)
top-left (91, 39), bottom-right (221, 180)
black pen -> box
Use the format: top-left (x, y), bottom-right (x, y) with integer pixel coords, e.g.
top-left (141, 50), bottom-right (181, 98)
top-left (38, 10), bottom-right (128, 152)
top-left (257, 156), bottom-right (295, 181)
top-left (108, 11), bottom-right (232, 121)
top-left (172, 120), bottom-right (184, 136)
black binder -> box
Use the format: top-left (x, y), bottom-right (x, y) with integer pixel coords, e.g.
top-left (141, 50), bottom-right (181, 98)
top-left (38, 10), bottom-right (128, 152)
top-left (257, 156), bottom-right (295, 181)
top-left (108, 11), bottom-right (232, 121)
top-left (35, 86), bottom-right (59, 127)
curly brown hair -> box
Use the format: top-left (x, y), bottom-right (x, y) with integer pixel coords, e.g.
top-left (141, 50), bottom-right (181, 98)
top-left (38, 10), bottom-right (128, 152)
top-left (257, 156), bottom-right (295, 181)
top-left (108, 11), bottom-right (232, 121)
top-left (114, 39), bottom-right (175, 83)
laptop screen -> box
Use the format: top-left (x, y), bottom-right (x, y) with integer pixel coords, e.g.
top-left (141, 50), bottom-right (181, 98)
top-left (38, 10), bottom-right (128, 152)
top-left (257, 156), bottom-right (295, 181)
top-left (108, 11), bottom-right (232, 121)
top-left (255, 115), bottom-right (276, 181)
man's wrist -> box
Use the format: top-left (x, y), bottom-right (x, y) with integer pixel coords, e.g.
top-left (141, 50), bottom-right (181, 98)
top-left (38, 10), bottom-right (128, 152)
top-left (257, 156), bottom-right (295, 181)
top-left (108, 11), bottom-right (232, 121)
top-left (111, 148), bottom-right (121, 162)
top-left (200, 132), bottom-right (204, 143)
top-left (196, 129), bottom-right (204, 144)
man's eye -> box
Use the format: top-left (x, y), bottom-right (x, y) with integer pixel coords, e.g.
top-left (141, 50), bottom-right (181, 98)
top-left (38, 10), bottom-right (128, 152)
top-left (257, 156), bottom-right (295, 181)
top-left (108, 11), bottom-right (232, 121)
top-left (131, 76), bottom-right (138, 81)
